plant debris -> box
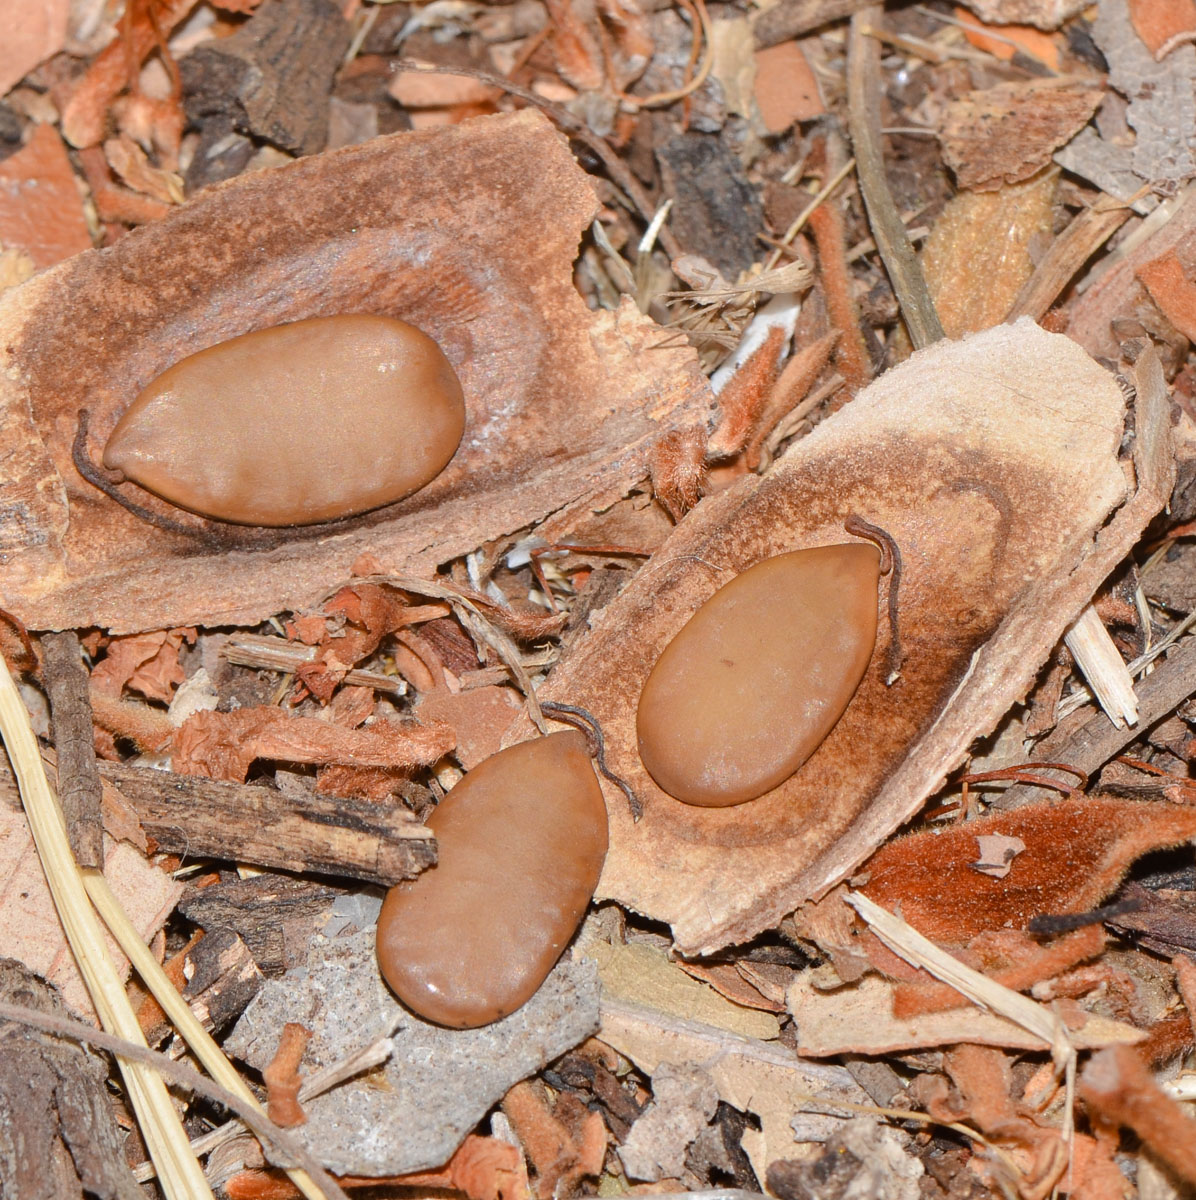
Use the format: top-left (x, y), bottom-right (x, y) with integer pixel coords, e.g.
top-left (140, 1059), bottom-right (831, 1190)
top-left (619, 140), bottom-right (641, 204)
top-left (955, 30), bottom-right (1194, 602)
top-left (4, 1), bottom-right (1196, 1197)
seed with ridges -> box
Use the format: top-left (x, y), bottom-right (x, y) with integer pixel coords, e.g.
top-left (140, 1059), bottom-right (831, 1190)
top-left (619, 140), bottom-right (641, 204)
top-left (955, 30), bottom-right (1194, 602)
top-left (636, 544), bottom-right (880, 807)
top-left (376, 730), bottom-right (608, 1028)
top-left (102, 314), bottom-right (465, 526)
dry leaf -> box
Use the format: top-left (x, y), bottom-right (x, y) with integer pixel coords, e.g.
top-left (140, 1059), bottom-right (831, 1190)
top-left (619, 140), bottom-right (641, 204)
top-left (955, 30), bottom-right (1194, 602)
top-left (0, 112), bottom-right (709, 633)
top-left (940, 80), bottom-right (1102, 191)
top-left (102, 134), bottom-right (184, 206)
top-left (788, 972), bottom-right (1145, 1056)
top-left (596, 992), bottom-right (869, 1178)
top-left (523, 321), bottom-right (1168, 956)
top-left (0, 816), bottom-right (180, 1020)
top-left (586, 940), bottom-right (782, 1040)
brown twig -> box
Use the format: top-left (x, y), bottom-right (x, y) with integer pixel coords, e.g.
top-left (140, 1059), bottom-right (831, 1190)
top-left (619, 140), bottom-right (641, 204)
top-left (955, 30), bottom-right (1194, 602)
top-left (845, 8), bottom-right (943, 348)
top-left (40, 631), bottom-right (104, 869)
top-left (992, 637), bottom-right (1196, 811)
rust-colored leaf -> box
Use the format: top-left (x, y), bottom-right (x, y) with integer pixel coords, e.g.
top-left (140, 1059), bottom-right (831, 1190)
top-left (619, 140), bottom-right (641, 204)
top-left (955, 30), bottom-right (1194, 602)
top-left (862, 797), bottom-right (1196, 944)
top-left (0, 113), bottom-right (708, 634)
top-left (1136, 249), bottom-right (1196, 342)
top-left (518, 322), bottom-right (1170, 955)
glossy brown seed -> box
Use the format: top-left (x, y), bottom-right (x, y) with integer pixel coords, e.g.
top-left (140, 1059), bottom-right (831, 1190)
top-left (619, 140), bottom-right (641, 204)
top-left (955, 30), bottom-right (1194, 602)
top-left (102, 314), bottom-right (465, 526)
top-left (636, 544), bottom-right (880, 807)
top-left (376, 730), bottom-right (608, 1028)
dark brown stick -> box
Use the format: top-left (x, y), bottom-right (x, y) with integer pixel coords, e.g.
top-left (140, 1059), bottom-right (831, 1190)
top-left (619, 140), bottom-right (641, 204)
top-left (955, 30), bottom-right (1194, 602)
top-left (845, 7), bottom-right (943, 349)
top-left (40, 631), bottom-right (104, 868)
top-left (0, 1000), bottom-right (351, 1200)
top-left (98, 762), bottom-right (436, 885)
top-left (0, 756), bottom-right (435, 886)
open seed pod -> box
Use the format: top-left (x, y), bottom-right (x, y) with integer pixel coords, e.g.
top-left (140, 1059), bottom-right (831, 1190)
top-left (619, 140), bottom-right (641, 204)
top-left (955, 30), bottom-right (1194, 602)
top-left (0, 111), bottom-right (709, 633)
top-left (526, 322), bottom-right (1173, 956)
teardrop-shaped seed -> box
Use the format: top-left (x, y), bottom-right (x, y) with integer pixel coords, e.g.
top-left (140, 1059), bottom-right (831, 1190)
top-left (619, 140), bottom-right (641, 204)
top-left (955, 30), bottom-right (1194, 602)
top-left (636, 544), bottom-right (880, 807)
top-left (376, 730), bottom-right (608, 1028)
top-left (102, 314), bottom-right (465, 526)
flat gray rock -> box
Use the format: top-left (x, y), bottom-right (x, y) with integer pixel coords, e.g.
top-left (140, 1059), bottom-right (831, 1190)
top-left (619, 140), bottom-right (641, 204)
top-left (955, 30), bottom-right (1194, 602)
top-left (225, 929), bottom-right (600, 1175)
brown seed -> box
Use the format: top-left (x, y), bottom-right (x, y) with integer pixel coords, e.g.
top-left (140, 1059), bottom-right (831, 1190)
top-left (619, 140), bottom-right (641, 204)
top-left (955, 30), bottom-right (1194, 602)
top-left (636, 544), bottom-right (880, 807)
top-left (376, 730), bottom-right (608, 1028)
top-left (102, 314), bottom-right (465, 526)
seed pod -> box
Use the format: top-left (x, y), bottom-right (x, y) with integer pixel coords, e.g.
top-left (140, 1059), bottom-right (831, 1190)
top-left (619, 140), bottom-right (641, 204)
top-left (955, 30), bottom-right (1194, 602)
top-left (636, 544), bottom-right (881, 806)
top-left (376, 730), bottom-right (608, 1028)
top-left (102, 314), bottom-right (465, 526)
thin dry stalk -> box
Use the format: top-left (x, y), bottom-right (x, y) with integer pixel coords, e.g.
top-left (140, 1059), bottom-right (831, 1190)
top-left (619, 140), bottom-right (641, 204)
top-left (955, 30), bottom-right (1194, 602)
top-left (846, 7), bottom-right (943, 348)
top-left (1063, 605), bottom-right (1138, 728)
top-left (84, 872), bottom-right (333, 1200)
top-left (0, 650), bottom-right (213, 1199)
top-left (846, 892), bottom-right (1076, 1149)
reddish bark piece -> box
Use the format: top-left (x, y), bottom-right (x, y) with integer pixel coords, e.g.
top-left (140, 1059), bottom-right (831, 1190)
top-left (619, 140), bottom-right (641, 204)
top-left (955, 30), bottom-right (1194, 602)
top-left (1129, 0), bottom-right (1196, 55)
top-left (263, 1022), bottom-right (310, 1128)
top-left (940, 79), bottom-right (1103, 191)
top-left (1137, 250), bottom-right (1196, 342)
top-left (862, 798), bottom-right (1196, 944)
top-left (0, 124), bottom-right (92, 270)
top-left (517, 322), bottom-right (1168, 955)
top-left (502, 1079), bottom-right (607, 1197)
top-left (954, 7), bottom-right (1062, 65)
top-left (171, 705), bottom-right (455, 782)
top-left (0, 0), bottom-right (68, 98)
top-left (417, 684), bottom-right (523, 769)
top-left (0, 112), bottom-right (709, 633)
top-left (753, 42), bottom-right (824, 133)
top-left (224, 1134), bottom-right (529, 1200)
top-left (1080, 1045), bottom-right (1196, 1185)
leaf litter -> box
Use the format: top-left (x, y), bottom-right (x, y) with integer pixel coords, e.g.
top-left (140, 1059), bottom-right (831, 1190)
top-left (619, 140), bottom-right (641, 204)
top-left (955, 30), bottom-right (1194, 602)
top-left (3, 1), bottom-right (1196, 1199)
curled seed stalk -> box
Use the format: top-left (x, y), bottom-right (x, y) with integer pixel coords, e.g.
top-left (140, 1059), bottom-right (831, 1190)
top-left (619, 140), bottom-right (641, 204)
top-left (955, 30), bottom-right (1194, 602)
top-left (844, 514), bottom-right (903, 684)
top-left (73, 409), bottom-right (220, 542)
top-left (541, 700), bottom-right (642, 821)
